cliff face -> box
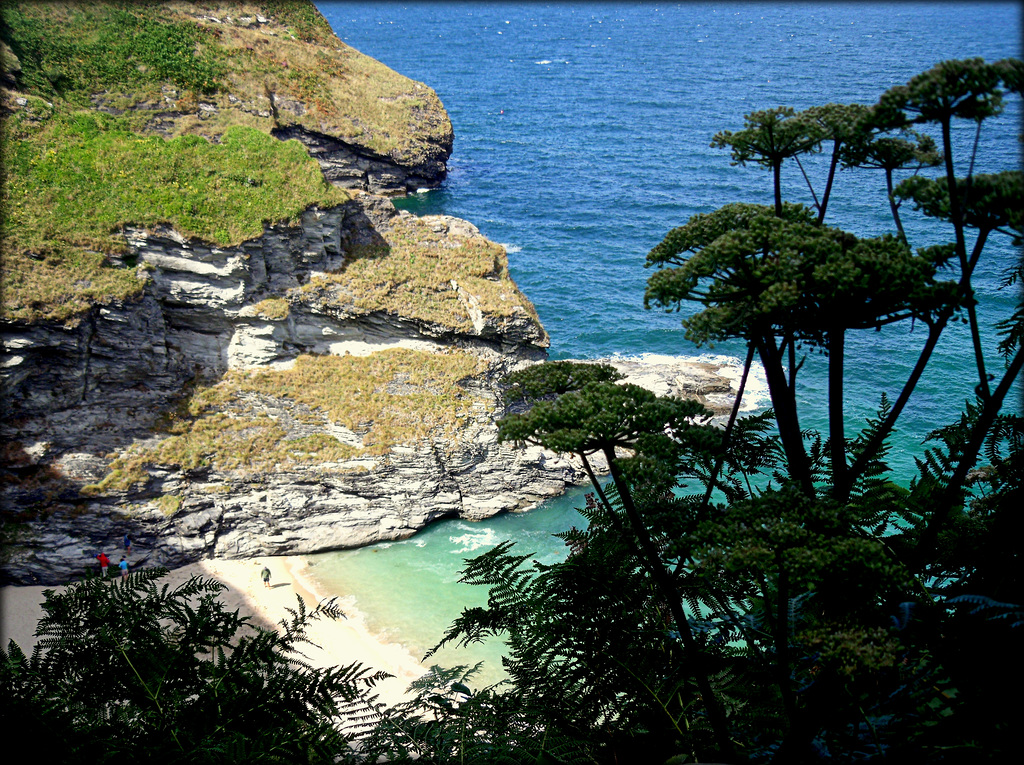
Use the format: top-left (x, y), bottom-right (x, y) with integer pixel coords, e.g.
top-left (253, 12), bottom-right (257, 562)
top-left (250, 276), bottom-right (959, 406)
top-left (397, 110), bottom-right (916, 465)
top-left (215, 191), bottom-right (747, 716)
top-left (0, 0), bottom-right (570, 584)
top-left (271, 123), bottom-right (450, 196)
top-left (1, 193), bottom-right (575, 585)
top-left (0, 2), bottom-right (743, 586)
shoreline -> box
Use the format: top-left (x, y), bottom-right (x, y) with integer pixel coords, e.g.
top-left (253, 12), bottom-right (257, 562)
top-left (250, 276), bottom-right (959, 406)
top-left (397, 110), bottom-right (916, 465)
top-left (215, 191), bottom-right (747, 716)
top-left (1, 351), bottom-right (762, 588)
top-left (0, 555), bottom-right (427, 708)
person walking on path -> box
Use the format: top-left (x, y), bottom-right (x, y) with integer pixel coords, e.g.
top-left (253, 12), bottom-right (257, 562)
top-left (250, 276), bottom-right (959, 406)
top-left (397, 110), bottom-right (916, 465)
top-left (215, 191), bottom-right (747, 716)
top-left (96, 552), bottom-right (110, 578)
top-left (123, 534), bottom-right (132, 557)
top-left (119, 557), bottom-right (129, 579)
top-left (261, 566), bottom-right (271, 589)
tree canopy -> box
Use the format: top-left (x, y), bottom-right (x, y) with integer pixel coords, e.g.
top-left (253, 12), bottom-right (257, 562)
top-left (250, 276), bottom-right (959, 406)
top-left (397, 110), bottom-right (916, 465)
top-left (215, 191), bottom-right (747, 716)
top-left (422, 57), bottom-right (1023, 764)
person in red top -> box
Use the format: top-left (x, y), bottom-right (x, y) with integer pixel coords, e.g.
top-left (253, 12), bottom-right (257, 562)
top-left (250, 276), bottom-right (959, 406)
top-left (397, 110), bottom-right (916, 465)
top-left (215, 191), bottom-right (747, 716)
top-left (96, 552), bottom-right (110, 578)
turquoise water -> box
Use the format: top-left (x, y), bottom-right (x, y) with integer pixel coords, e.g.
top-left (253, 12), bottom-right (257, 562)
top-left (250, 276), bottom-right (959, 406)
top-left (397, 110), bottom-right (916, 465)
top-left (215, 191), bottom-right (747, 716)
top-left (304, 487), bottom-right (592, 685)
top-left (307, 3), bottom-right (1022, 680)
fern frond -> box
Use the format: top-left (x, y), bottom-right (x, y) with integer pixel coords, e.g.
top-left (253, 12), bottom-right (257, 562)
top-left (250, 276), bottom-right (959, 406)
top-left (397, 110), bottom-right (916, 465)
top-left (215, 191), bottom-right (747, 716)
top-left (946, 594), bottom-right (1024, 627)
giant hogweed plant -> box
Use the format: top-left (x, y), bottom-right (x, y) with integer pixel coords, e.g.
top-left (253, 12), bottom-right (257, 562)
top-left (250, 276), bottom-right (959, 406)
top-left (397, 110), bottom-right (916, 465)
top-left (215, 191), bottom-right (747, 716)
top-left (405, 59), bottom-right (1023, 764)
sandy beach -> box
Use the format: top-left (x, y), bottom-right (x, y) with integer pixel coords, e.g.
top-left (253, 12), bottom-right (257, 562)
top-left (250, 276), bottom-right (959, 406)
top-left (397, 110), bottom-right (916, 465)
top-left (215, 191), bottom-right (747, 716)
top-left (0, 555), bottom-right (427, 708)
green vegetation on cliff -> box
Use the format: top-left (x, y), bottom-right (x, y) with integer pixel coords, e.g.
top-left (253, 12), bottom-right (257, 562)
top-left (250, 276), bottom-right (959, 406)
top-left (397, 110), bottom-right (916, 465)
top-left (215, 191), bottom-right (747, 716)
top-left (86, 347), bottom-right (488, 492)
top-left (0, 0), bottom-right (454, 324)
top-left (1, 109), bottom-right (351, 323)
top-left (0, 1), bottom-right (449, 155)
top-left (308, 213), bottom-right (543, 333)
top-left (1, 2), bottom-right (222, 98)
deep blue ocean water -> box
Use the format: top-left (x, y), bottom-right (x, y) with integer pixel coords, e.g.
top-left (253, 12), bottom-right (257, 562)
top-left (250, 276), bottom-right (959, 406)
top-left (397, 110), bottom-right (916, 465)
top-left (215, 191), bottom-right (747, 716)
top-left (303, 2), bottom-right (1022, 683)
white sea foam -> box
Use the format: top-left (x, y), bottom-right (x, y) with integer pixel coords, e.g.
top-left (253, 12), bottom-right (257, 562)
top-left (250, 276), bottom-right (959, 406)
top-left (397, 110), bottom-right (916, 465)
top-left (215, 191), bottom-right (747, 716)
top-left (449, 528), bottom-right (501, 553)
top-left (535, 60), bottom-right (552, 64)
top-left (500, 242), bottom-right (523, 253)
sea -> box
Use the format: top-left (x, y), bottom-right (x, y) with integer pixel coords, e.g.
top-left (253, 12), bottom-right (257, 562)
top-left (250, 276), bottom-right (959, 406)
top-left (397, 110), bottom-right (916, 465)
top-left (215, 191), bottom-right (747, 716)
top-left (300, 2), bottom-right (1022, 685)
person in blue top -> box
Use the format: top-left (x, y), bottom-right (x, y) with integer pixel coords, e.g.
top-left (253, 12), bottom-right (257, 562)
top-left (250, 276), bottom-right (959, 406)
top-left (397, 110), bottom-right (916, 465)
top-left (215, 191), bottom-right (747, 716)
top-left (123, 533), bottom-right (132, 557)
top-left (119, 557), bottom-right (129, 578)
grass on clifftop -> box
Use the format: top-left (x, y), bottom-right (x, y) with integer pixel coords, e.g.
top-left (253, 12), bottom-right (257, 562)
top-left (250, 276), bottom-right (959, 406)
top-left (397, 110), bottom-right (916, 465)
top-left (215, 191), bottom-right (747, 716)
top-left (85, 348), bottom-right (489, 492)
top-left (303, 214), bottom-right (545, 334)
top-left (1, 1), bottom-right (222, 98)
top-left (1, 107), bottom-right (351, 323)
top-left (1, 0), bottom-right (451, 159)
top-left (1, 0), bottom-right (455, 325)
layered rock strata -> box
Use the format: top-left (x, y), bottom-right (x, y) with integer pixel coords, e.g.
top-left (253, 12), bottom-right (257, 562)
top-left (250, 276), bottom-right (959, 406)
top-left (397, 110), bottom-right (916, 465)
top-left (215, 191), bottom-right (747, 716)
top-left (0, 2), bottom-right (746, 586)
top-left (1, 195), bottom-right (564, 585)
top-left (2, 279), bottom-right (746, 587)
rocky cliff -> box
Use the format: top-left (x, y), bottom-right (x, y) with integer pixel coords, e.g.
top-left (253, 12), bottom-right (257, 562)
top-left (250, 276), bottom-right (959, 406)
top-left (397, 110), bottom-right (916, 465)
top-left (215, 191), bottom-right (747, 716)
top-left (2, 2), bottom-right (453, 195)
top-left (0, 1), bottom-right (745, 586)
top-left (1, 187), bottom-right (585, 584)
top-left (1, 1), bottom-right (549, 584)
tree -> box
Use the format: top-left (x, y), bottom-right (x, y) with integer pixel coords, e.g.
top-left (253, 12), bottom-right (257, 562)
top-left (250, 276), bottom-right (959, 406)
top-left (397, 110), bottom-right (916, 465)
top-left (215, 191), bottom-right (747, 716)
top-left (0, 568), bottom-right (387, 763)
top-left (425, 59), bottom-right (1023, 764)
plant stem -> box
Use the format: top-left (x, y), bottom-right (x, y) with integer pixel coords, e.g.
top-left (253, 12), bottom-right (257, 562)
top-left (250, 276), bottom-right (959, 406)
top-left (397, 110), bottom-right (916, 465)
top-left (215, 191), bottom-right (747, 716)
top-left (695, 342), bottom-right (757, 516)
top-left (759, 336), bottom-right (814, 494)
top-left (829, 328), bottom-right (848, 495)
top-left (602, 445), bottom-right (737, 761)
top-left (915, 345), bottom-right (1024, 566)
